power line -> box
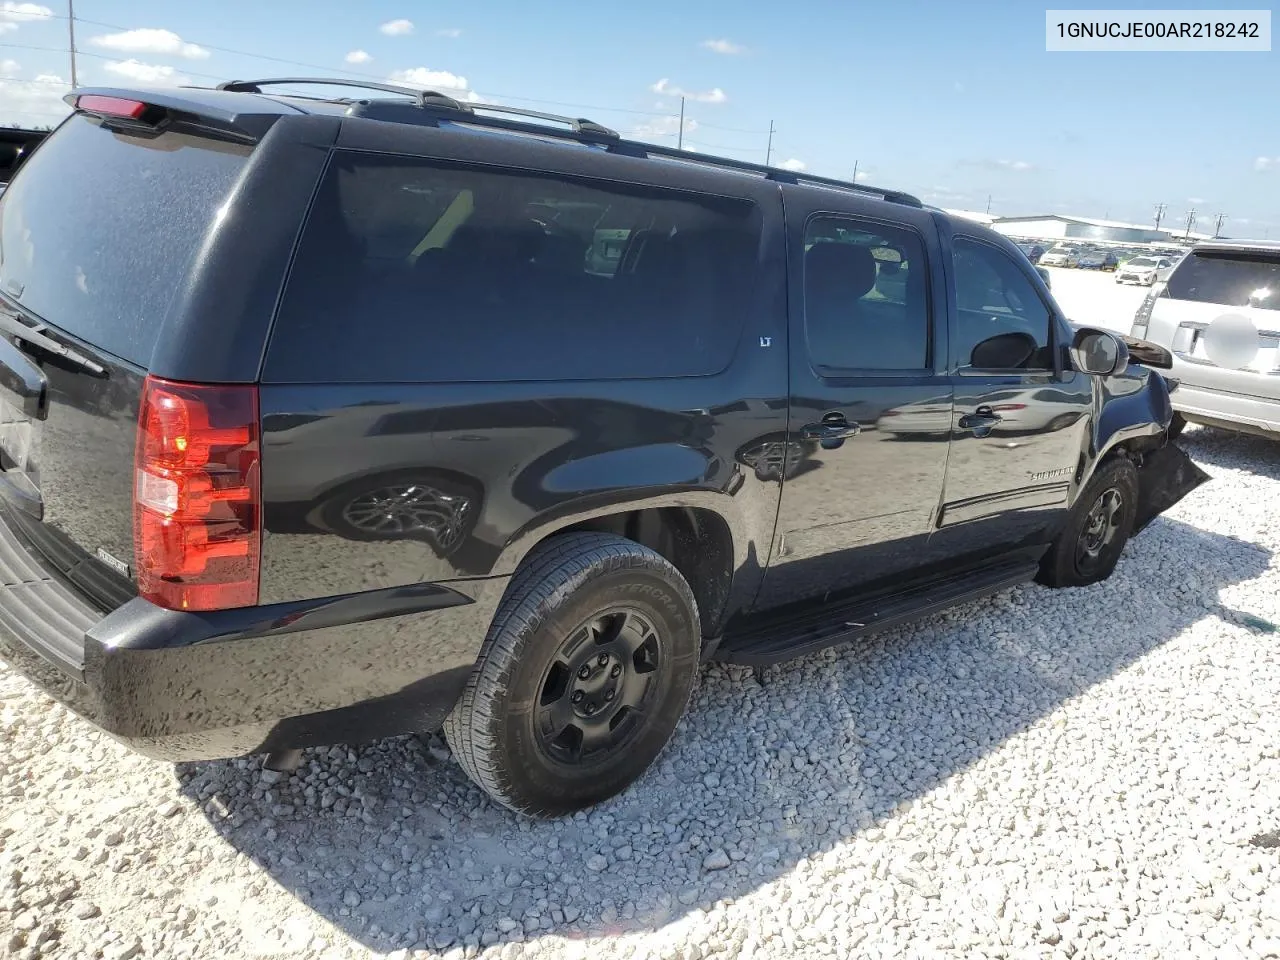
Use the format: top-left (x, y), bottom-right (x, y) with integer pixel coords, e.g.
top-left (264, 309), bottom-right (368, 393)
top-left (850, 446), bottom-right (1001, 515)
top-left (0, 74), bottom-right (72, 87)
top-left (6, 12), bottom-right (774, 140)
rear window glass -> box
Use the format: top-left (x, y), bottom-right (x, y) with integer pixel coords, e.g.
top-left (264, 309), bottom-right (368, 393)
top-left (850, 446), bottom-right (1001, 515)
top-left (0, 115), bottom-right (251, 366)
top-left (1165, 251), bottom-right (1280, 309)
top-left (265, 151), bottom-right (762, 382)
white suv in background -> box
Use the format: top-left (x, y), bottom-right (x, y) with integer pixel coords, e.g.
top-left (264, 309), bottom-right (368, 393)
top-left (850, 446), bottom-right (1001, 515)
top-left (1131, 240), bottom-right (1280, 438)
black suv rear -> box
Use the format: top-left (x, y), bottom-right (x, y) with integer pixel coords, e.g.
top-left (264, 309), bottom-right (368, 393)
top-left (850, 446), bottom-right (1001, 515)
top-left (0, 81), bottom-right (1207, 816)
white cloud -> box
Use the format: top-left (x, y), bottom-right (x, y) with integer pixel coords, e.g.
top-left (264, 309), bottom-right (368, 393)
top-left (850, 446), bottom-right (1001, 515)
top-left (1254, 157), bottom-right (1277, 171)
top-left (435, 28), bottom-right (462, 38)
top-left (0, 70), bottom-right (70, 126)
top-left (855, 170), bottom-right (870, 181)
top-left (103, 59), bottom-right (187, 85)
top-left (961, 158), bottom-right (1034, 172)
top-left (778, 158), bottom-right (806, 172)
top-left (0, 23), bottom-right (15, 33)
top-left (1187, 196), bottom-right (1205, 203)
top-left (0, 2), bottom-right (51, 23)
top-left (90, 28), bottom-right (209, 60)
top-left (700, 38), bottom-right (745, 55)
top-left (0, 58), bottom-right (19, 76)
top-left (380, 18), bottom-right (414, 36)
top-left (650, 78), bottom-right (727, 104)
top-left (388, 66), bottom-right (478, 100)
top-left (633, 115), bottom-right (698, 139)
top-left (345, 49), bottom-right (372, 64)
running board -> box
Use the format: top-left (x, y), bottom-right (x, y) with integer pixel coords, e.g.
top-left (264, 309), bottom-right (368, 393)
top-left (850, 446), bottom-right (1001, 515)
top-left (717, 558), bottom-right (1039, 666)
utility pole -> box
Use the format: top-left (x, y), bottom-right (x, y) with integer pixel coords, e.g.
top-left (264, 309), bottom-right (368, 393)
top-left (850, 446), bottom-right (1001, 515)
top-left (1183, 208), bottom-right (1196, 240)
top-left (676, 96), bottom-right (685, 150)
top-left (67, 0), bottom-right (77, 88)
top-left (851, 159), bottom-right (858, 183)
top-left (1213, 213), bottom-right (1227, 238)
top-left (985, 194), bottom-right (992, 214)
top-left (764, 120), bottom-right (774, 167)
top-left (1153, 202), bottom-right (1167, 231)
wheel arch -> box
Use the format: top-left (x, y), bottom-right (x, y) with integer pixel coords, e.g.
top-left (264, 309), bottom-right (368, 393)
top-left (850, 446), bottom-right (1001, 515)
top-left (496, 497), bottom-right (745, 640)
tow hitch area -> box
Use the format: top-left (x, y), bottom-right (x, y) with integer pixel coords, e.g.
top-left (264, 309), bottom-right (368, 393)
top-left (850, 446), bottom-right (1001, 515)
top-left (1133, 443), bottom-right (1211, 534)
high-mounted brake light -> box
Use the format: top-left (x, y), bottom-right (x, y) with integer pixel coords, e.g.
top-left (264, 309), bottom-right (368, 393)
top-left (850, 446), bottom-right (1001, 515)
top-left (133, 376), bottom-right (261, 611)
top-left (75, 94), bottom-right (149, 119)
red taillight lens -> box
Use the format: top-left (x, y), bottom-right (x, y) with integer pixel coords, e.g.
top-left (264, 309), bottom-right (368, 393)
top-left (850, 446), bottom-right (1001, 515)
top-left (75, 95), bottom-right (149, 119)
top-left (133, 376), bottom-right (260, 611)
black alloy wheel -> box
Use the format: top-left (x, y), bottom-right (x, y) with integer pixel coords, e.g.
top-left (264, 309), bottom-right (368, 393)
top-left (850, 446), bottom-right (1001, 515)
top-left (1036, 456), bottom-right (1139, 588)
top-left (444, 532), bottom-right (701, 817)
top-left (1075, 487), bottom-right (1124, 578)
top-left (535, 609), bottom-right (662, 764)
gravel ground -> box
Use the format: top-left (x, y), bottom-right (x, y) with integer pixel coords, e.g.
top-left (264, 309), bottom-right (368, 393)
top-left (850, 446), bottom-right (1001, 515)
top-left (4, 410), bottom-right (1280, 954)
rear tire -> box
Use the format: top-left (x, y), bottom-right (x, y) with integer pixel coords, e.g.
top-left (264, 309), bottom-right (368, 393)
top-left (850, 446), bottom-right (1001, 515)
top-left (1036, 458), bottom-right (1139, 588)
top-left (444, 533), bottom-right (701, 817)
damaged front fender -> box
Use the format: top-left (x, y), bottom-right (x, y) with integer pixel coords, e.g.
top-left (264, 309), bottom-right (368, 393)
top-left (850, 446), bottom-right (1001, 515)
top-left (1132, 443), bottom-right (1211, 535)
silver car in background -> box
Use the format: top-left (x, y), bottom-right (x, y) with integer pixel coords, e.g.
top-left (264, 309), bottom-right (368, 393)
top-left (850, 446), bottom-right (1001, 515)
top-left (1116, 255), bottom-right (1174, 285)
top-left (1131, 240), bottom-right (1280, 438)
top-left (1039, 246), bottom-right (1078, 267)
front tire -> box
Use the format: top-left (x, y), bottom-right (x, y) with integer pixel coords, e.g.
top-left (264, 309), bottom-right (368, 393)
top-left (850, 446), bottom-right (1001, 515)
top-left (444, 533), bottom-right (701, 817)
top-left (1036, 458), bottom-right (1139, 588)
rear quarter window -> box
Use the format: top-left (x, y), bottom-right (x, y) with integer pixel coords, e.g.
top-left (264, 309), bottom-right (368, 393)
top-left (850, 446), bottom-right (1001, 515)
top-left (0, 114), bottom-right (251, 366)
top-left (264, 151), bottom-right (763, 383)
top-left (1165, 251), bottom-right (1280, 309)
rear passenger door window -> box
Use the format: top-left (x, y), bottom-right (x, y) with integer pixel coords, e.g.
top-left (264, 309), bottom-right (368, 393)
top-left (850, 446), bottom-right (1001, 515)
top-left (952, 238), bottom-right (1054, 371)
top-left (802, 216), bottom-right (931, 373)
top-left (265, 152), bottom-right (763, 383)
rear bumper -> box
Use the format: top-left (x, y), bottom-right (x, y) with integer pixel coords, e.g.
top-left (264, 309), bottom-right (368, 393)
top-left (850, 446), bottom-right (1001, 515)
top-left (1172, 381), bottom-right (1280, 435)
top-left (0, 512), bottom-right (503, 760)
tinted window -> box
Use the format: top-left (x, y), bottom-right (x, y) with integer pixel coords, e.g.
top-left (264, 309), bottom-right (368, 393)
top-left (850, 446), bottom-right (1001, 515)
top-left (267, 152), bottom-right (761, 382)
top-left (1165, 251), bottom-right (1280, 309)
top-left (952, 238), bottom-right (1053, 370)
top-left (802, 216), bottom-right (929, 371)
top-left (0, 115), bottom-right (251, 366)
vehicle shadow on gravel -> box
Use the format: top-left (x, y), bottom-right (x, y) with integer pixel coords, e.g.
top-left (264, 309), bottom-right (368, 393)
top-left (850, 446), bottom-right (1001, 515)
top-left (1177, 424), bottom-right (1280, 476)
top-left (175, 515), bottom-right (1271, 955)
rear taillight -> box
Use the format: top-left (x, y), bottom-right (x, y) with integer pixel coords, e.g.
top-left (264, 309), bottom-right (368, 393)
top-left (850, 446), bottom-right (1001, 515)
top-left (1130, 282), bottom-right (1166, 339)
top-left (133, 376), bottom-right (260, 611)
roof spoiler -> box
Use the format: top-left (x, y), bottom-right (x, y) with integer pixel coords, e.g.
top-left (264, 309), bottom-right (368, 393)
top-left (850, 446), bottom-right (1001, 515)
top-left (64, 87), bottom-right (301, 142)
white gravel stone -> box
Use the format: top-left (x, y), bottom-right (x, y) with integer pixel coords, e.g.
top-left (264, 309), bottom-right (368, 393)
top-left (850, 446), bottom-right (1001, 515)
top-left (0, 295), bottom-right (1277, 960)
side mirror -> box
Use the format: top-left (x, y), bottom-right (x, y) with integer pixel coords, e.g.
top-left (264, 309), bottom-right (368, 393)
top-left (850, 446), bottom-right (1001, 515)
top-left (1071, 326), bottom-right (1129, 376)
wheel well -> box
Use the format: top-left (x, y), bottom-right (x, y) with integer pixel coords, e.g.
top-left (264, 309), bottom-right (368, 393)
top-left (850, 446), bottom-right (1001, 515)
top-left (1098, 433), bottom-right (1163, 471)
top-left (556, 508), bottom-right (734, 637)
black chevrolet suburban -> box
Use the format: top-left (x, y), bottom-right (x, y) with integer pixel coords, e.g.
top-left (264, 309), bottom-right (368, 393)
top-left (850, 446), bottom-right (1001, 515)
top-left (0, 80), bottom-right (1207, 816)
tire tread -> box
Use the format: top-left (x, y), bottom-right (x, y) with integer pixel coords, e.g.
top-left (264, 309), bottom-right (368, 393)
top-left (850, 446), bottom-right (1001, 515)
top-left (443, 532), bottom-right (699, 816)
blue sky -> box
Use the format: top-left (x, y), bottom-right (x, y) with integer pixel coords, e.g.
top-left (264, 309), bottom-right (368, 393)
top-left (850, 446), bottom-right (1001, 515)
top-left (0, 0), bottom-right (1277, 236)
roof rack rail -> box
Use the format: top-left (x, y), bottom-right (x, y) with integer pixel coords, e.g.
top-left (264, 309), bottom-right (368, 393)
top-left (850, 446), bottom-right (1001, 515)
top-left (217, 77), bottom-right (621, 140)
top-left (632, 140), bottom-right (922, 207)
top-left (218, 77), bottom-right (440, 103)
top-left (215, 76), bottom-right (919, 206)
